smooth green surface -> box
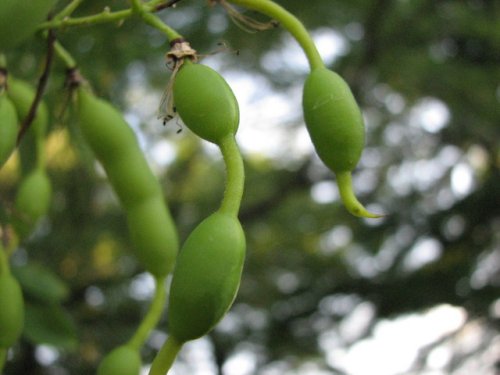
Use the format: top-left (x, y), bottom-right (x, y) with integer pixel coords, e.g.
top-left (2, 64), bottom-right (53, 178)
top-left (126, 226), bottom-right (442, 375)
top-left (302, 67), bottom-right (365, 173)
top-left (126, 196), bottom-right (178, 277)
top-left (173, 63), bottom-right (239, 145)
top-left (167, 211), bottom-right (246, 342)
top-left (14, 168), bottom-right (52, 225)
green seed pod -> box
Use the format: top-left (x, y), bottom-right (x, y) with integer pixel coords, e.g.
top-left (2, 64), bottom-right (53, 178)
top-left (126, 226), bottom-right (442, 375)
top-left (77, 88), bottom-right (178, 277)
top-left (302, 68), bottom-right (364, 174)
top-left (167, 211), bottom-right (246, 343)
top-left (14, 168), bottom-right (52, 229)
top-left (173, 62), bottom-right (239, 145)
top-left (0, 94), bottom-right (18, 168)
top-left (96, 345), bottom-right (141, 375)
top-left (302, 68), bottom-right (380, 218)
top-left (0, 0), bottom-right (58, 51)
top-left (0, 272), bottom-right (24, 348)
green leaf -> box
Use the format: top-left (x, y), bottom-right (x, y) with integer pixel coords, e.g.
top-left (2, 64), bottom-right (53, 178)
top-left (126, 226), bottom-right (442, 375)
top-left (23, 302), bottom-right (78, 350)
top-left (12, 263), bottom-right (69, 304)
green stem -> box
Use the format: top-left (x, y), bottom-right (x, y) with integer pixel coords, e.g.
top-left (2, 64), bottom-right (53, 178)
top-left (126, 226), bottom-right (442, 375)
top-left (39, 0), bottom-right (181, 40)
top-left (218, 135), bottom-right (245, 217)
top-left (226, 0), bottom-right (324, 70)
top-left (127, 276), bottom-right (167, 351)
top-left (54, 41), bottom-right (77, 69)
top-left (336, 171), bottom-right (382, 218)
top-left (40, 8), bottom-right (133, 29)
top-left (131, 0), bottom-right (182, 41)
top-left (54, 0), bottom-right (86, 21)
top-left (148, 335), bottom-right (183, 375)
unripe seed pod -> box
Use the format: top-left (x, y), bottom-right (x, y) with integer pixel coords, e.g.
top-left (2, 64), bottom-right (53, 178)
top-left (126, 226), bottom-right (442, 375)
top-left (0, 0), bottom-right (58, 51)
top-left (0, 272), bottom-right (24, 348)
top-left (302, 67), bottom-right (364, 174)
top-left (173, 62), bottom-right (239, 145)
top-left (167, 211), bottom-right (245, 343)
top-left (302, 68), bottom-right (380, 218)
top-left (14, 168), bottom-right (52, 227)
top-left (76, 88), bottom-right (178, 277)
top-left (0, 94), bottom-right (18, 168)
top-left (96, 345), bottom-right (141, 375)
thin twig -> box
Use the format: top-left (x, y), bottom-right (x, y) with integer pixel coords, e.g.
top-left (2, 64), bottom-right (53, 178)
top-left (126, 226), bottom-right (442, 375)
top-left (16, 29), bottom-right (56, 145)
top-left (155, 0), bottom-right (185, 12)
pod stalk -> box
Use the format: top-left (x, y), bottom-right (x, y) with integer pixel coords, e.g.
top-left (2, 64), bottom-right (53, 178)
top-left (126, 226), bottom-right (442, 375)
top-left (218, 135), bottom-right (245, 217)
top-left (148, 335), bottom-right (183, 375)
top-left (127, 276), bottom-right (167, 350)
top-left (336, 171), bottom-right (382, 218)
top-left (226, 0), bottom-right (324, 70)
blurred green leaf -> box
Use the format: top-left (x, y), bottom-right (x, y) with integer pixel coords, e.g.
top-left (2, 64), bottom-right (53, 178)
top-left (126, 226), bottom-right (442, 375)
top-left (23, 302), bottom-right (78, 350)
top-left (12, 262), bottom-right (69, 304)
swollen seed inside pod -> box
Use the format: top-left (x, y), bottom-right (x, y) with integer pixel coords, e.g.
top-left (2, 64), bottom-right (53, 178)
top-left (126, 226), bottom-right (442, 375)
top-left (173, 62), bottom-right (239, 144)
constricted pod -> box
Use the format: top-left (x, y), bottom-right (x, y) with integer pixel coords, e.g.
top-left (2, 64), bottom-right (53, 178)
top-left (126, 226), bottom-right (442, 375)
top-left (76, 88), bottom-right (178, 277)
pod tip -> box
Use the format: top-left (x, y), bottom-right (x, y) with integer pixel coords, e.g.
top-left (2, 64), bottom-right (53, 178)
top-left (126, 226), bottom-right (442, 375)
top-left (335, 171), bottom-right (383, 219)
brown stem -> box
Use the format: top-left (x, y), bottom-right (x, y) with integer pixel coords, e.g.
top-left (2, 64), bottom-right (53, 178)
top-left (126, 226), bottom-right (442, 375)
top-left (16, 28), bottom-right (56, 145)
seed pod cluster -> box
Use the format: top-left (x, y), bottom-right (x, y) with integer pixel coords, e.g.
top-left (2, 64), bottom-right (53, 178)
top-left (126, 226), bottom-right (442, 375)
top-left (76, 88), bottom-right (178, 278)
top-left (0, 3), bottom-right (385, 373)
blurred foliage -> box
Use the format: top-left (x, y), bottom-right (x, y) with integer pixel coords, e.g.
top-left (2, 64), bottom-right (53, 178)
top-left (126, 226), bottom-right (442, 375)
top-left (1, 0), bottom-right (499, 374)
